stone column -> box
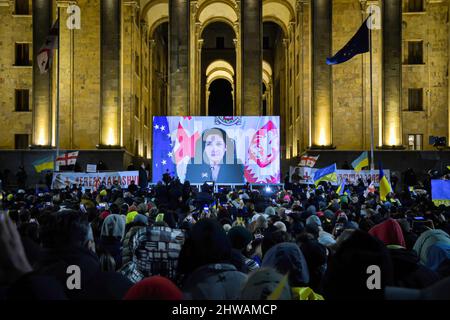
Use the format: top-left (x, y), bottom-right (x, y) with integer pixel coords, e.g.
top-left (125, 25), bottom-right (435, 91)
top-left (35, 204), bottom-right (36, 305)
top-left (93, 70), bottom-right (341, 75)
top-left (311, 0), bottom-right (333, 148)
top-left (32, 0), bottom-right (53, 147)
top-left (241, 0), bottom-right (262, 115)
top-left (382, 0), bottom-right (403, 147)
top-left (149, 39), bottom-right (156, 156)
top-left (197, 36), bottom-right (204, 115)
top-left (283, 38), bottom-right (289, 157)
top-left (190, 1), bottom-right (198, 115)
top-left (169, 0), bottom-right (190, 115)
top-left (233, 36), bottom-right (241, 115)
top-left (100, 0), bottom-right (121, 147)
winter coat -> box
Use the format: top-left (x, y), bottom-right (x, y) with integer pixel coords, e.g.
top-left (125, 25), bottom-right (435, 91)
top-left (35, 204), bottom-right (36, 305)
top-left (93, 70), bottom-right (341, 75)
top-left (182, 263), bottom-right (247, 300)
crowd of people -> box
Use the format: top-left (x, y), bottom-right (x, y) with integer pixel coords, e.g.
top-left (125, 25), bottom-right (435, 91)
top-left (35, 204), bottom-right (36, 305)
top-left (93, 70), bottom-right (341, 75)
top-left (1, 169), bottom-right (450, 300)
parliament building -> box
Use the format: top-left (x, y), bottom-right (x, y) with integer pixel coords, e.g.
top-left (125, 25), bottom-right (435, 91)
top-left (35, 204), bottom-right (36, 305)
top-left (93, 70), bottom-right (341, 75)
top-left (1, 0), bottom-right (450, 175)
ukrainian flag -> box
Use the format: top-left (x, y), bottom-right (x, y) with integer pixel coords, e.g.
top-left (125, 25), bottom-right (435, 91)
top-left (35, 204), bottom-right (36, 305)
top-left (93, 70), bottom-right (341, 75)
top-left (351, 151), bottom-right (369, 172)
top-left (32, 155), bottom-right (54, 173)
top-left (379, 166), bottom-right (392, 201)
top-left (336, 179), bottom-right (346, 196)
top-left (314, 163), bottom-right (337, 186)
top-left (431, 180), bottom-right (450, 207)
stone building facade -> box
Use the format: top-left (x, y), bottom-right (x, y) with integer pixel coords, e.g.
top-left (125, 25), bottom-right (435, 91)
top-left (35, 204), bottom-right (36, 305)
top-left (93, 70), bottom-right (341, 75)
top-left (0, 0), bottom-right (449, 165)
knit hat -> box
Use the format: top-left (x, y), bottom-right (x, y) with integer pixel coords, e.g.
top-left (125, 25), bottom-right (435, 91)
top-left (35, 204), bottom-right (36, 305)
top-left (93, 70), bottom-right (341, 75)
top-left (101, 214), bottom-right (126, 239)
top-left (123, 276), bottom-right (183, 300)
top-left (306, 215), bottom-right (322, 227)
top-left (264, 206), bottom-right (276, 216)
top-left (240, 268), bottom-right (292, 300)
top-left (228, 226), bottom-right (253, 250)
top-left (125, 211), bottom-right (139, 224)
top-left (99, 189), bottom-right (107, 197)
top-left (273, 221), bottom-right (287, 232)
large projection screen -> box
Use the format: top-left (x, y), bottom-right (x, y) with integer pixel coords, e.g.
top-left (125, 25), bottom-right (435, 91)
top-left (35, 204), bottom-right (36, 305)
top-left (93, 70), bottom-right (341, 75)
top-left (152, 116), bottom-right (280, 184)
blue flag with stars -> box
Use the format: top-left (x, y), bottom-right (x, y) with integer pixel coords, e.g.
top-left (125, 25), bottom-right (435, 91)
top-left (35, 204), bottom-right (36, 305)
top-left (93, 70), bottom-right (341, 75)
top-left (152, 116), bottom-right (176, 183)
top-left (326, 17), bottom-right (370, 65)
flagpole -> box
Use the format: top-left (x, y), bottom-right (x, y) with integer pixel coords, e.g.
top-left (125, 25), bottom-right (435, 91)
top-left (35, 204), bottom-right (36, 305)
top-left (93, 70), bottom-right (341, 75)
top-left (55, 7), bottom-right (61, 171)
top-left (368, 12), bottom-right (375, 171)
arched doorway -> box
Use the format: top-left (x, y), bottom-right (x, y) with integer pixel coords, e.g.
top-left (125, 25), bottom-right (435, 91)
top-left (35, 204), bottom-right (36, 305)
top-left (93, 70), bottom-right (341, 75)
top-left (208, 79), bottom-right (233, 116)
top-left (200, 21), bottom-right (236, 116)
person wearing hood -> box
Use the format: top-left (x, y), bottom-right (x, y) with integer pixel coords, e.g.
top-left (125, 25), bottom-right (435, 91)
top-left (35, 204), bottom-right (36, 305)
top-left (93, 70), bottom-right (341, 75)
top-left (177, 219), bottom-right (247, 300)
top-left (368, 218), bottom-right (406, 247)
top-left (306, 214), bottom-right (336, 248)
top-left (239, 268), bottom-right (292, 300)
top-left (262, 242), bottom-right (323, 300)
top-left (227, 226), bottom-right (259, 272)
top-left (425, 242), bottom-right (450, 277)
top-left (413, 229), bottom-right (450, 265)
top-left (98, 214), bottom-right (126, 270)
top-left (121, 214), bottom-right (148, 266)
top-left (369, 218), bottom-right (441, 288)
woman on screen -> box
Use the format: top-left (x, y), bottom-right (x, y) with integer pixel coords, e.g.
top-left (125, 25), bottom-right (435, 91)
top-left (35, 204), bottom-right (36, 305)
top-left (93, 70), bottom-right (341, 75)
top-left (185, 128), bottom-right (244, 184)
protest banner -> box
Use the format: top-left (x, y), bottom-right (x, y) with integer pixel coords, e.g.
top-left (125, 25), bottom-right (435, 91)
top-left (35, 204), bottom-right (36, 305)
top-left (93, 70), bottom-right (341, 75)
top-left (289, 166), bottom-right (390, 186)
top-left (52, 171), bottom-right (139, 190)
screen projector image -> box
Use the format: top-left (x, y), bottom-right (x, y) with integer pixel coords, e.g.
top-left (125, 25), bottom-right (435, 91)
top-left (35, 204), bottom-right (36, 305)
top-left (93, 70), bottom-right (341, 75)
top-left (152, 116), bottom-right (280, 184)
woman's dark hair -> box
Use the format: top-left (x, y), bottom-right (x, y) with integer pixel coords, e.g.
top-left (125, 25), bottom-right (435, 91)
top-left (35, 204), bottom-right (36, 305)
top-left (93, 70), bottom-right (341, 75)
top-left (193, 127), bottom-right (239, 165)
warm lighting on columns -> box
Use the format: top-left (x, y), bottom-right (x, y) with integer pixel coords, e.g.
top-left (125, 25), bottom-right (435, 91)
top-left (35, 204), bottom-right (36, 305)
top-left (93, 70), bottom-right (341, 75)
top-left (101, 112), bottom-right (119, 147)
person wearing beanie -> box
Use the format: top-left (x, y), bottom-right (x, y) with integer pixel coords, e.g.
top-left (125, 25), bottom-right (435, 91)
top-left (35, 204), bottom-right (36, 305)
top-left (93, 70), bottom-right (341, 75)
top-left (99, 214), bottom-right (126, 269)
top-left (123, 276), bottom-right (183, 300)
top-left (228, 226), bottom-right (259, 272)
top-left (125, 210), bottom-right (139, 225)
top-left (273, 221), bottom-right (287, 233)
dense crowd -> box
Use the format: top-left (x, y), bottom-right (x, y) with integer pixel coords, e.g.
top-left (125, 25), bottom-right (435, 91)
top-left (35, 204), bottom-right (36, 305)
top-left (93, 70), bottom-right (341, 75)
top-left (1, 170), bottom-right (450, 300)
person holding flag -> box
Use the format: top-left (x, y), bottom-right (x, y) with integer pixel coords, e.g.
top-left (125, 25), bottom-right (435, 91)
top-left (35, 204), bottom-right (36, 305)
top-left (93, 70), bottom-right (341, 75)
top-left (379, 165), bottom-right (393, 201)
top-left (336, 178), bottom-right (347, 196)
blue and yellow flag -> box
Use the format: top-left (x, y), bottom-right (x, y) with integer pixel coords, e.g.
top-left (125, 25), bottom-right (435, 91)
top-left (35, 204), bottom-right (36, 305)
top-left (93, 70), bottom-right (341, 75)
top-left (351, 151), bottom-right (369, 172)
top-left (314, 163), bottom-right (337, 186)
top-left (431, 180), bottom-right (450, 207)
top-left (336, 179), bottom-right (346, 196)
top-left (379, 166), bottom-right (392, 201)
top-left (32, 155), bottom-right (54, 173)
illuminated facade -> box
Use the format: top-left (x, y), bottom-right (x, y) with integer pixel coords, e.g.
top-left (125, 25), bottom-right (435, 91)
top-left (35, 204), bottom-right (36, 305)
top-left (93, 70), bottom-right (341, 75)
top-left (1, 0), bottom-right (450, 161)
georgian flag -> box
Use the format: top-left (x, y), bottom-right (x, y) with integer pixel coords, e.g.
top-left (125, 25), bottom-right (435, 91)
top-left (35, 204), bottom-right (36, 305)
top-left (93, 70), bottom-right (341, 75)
top-left (56, 151), bottom-right (79, 167)
top-left (299, 154), bottom-right (319, 168)
top-left (37, 19), bottom-right (59, 74)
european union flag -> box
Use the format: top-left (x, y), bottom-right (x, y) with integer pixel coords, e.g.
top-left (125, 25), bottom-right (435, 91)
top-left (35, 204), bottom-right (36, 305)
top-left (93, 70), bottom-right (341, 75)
top-left (314, 163), bottom-right (337, 186)
top-left (326, 17), bottom-right (370, 65)
top-left (152, 116), bottom-right (176, 183)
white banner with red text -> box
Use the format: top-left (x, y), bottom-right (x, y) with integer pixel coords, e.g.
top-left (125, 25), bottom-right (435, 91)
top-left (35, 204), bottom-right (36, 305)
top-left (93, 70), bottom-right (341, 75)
top-left (51, 171), bottom-right (139, 190)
